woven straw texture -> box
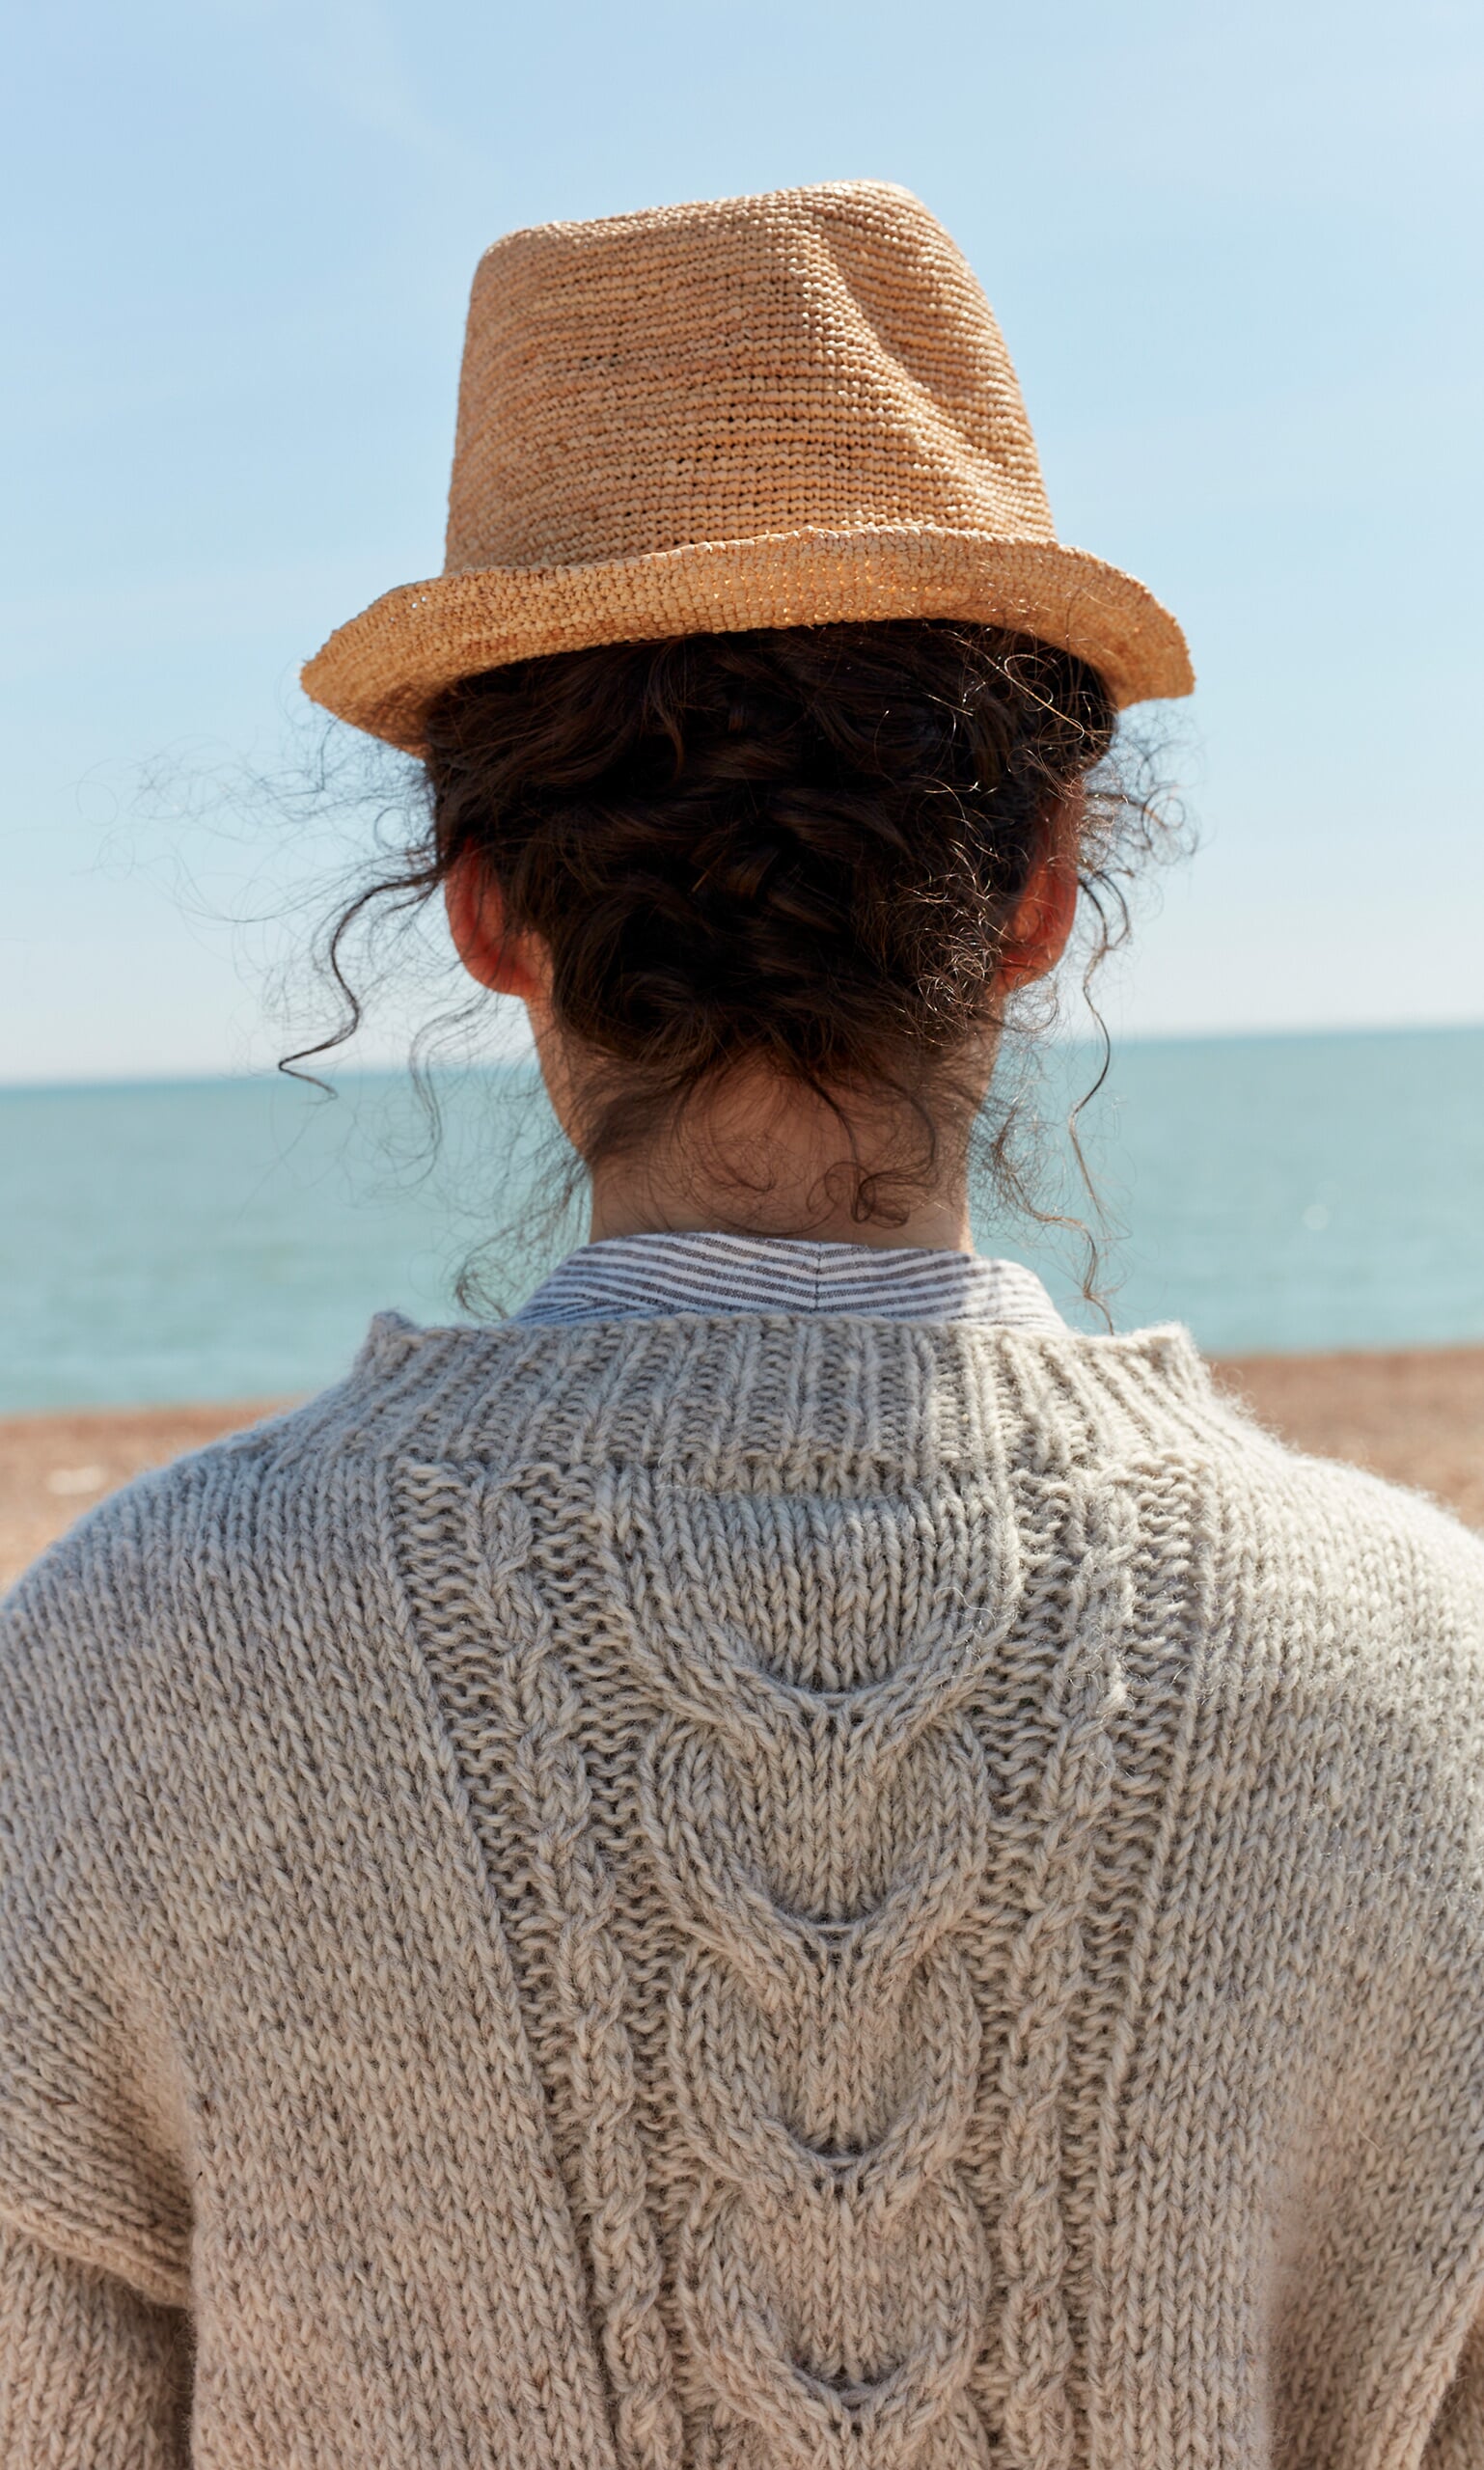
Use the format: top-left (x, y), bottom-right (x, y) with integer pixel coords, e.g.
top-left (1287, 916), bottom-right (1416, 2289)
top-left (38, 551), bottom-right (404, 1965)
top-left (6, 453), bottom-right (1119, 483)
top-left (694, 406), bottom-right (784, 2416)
top-left (4, 1312), bottom-right (1484, 2468)
top-left (301, 181), bottom-right (1194, 752)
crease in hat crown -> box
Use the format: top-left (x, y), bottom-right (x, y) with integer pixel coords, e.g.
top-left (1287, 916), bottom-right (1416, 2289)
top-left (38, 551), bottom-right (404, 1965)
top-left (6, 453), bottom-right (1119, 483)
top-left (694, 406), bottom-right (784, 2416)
top-left (302, 178), bottom-right (1194, 753)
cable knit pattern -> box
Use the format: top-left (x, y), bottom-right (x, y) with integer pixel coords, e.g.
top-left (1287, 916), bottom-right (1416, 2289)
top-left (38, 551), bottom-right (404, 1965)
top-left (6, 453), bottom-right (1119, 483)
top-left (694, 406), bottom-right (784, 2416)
top-left (995, 1496), bottom-right (1130, 2470)
top-left (470, 1473), bottom-right (683, 2470)
top-left (3, 1311), bottom-right (1484, 2470)
top-left (602, 1460), bottom-right (1018, 2470)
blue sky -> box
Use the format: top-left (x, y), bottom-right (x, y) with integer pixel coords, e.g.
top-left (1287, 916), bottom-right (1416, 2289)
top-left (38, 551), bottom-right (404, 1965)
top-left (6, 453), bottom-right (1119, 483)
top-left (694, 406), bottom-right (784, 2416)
top-left (3, 0), bottom-right (1480, 1082)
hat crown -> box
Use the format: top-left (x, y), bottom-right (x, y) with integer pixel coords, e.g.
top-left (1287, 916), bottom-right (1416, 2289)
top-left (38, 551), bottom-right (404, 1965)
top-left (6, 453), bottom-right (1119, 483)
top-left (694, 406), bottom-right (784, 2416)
top-left (301, 180), bottom-right (1194, 749)
top-left (444, 180), bottom-right (1058, 576)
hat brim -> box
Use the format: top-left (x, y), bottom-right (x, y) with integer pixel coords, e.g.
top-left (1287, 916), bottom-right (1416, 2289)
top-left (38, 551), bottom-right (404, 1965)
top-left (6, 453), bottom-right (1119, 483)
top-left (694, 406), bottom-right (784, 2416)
top-left (300, 525), bottom-right (1194, 754)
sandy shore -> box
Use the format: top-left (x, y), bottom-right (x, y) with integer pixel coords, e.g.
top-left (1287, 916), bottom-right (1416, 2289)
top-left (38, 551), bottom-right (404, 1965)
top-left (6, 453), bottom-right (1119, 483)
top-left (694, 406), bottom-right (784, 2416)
top-left (1, 1348), bottom-right (1480, 1596)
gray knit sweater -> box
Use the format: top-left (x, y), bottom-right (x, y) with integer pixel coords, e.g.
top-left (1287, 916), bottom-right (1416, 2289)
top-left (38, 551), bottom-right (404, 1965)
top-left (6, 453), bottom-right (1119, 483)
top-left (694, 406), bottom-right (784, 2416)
top-left (2, 1309), bottom-right (1483, 2470)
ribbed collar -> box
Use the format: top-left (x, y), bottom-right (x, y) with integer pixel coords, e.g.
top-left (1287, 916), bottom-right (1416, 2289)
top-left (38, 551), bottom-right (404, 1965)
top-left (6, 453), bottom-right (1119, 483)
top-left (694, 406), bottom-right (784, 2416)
top-left (512, 1231), bottom-right (1067, 1331)
top-left (326, 1308), bottom-right (1219, 1496)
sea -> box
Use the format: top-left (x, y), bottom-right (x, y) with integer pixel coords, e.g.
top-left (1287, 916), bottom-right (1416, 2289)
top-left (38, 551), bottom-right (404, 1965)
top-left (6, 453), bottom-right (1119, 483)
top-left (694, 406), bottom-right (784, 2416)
top-left (1, 1025), bottom-right (1481, 1413)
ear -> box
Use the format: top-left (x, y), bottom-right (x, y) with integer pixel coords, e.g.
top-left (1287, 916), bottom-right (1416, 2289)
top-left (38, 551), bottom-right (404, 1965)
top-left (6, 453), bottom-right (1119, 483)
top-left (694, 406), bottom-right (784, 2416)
top-left (444, 855), bottom-right (549, 1004)
top-left (996, 832), bottom-right (1080, 994)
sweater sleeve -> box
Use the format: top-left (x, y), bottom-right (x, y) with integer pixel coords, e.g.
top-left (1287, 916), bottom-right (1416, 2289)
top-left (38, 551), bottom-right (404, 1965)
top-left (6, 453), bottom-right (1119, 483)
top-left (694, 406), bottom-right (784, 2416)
top-left (0, 1547), bottom-right (194, 2317)
top-left (0, 2218), bottom-right (192, 2467)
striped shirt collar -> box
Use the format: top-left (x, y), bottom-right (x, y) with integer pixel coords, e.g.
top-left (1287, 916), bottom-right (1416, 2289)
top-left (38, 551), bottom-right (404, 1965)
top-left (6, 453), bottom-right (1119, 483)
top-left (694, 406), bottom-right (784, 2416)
top-left (512, 1230), bottom-right (1066, 1331)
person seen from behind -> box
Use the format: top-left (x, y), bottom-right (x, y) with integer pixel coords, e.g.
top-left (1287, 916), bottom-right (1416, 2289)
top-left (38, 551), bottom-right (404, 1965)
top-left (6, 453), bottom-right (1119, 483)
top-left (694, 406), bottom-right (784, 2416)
top-left (2, 179), bottom-right (1482, 2470)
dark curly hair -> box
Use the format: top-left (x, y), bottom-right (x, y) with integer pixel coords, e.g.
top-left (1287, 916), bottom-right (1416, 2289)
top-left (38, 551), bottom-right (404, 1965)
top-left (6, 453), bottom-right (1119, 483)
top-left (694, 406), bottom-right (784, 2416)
top-left (290, 618), bottom-right (1180, 1257)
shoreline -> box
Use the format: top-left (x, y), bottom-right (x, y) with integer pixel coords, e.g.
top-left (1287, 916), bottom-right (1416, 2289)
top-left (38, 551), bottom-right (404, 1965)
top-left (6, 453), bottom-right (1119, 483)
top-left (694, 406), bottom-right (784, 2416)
top-left (2, 1343), bottom-right (1480, 1594)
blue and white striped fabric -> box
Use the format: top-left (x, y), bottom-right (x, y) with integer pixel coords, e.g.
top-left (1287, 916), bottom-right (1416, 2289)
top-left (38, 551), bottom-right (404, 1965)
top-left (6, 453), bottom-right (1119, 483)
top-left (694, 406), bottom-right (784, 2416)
top-left (512, 1231), bottom-right (1066, 1331)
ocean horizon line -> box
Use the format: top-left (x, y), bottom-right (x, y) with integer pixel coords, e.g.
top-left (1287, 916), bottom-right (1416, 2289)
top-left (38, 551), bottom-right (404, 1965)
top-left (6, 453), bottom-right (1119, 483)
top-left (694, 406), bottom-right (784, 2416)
top-left (3, 1015), bottom-right (1483, 1102)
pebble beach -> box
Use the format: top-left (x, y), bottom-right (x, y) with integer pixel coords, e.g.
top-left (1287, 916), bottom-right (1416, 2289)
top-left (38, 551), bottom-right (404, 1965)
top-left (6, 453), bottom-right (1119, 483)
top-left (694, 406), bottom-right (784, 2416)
top-left (3, 1344), bottom-right (1480, 1597)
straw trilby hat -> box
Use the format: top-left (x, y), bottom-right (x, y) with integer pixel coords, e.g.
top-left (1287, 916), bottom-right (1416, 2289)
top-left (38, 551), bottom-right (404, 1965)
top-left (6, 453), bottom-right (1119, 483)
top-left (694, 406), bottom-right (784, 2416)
top-left (302, 180), bottom-right (1193, 753)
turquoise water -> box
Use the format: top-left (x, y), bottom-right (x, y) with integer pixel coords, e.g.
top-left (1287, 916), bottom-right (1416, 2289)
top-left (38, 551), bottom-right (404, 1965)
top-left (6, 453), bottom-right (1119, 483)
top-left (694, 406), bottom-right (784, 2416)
top-left (1, 1027), bottom-right (1481, 1411)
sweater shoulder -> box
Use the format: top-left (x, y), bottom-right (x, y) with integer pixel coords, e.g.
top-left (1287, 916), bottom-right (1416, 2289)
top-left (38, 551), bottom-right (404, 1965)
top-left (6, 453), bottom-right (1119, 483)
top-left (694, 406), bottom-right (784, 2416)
top-left (0, 1310), bottom-right (507, 1707)
top-left (1150, 1371), bottom-right (1484, 1749)
top-left (1179, 1361), bottom-right (1484, 1588)
top-left (1003, 1317), bottom-right (1484, 1633)
top-left (0, 1369), bottom-right (375, 1750)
